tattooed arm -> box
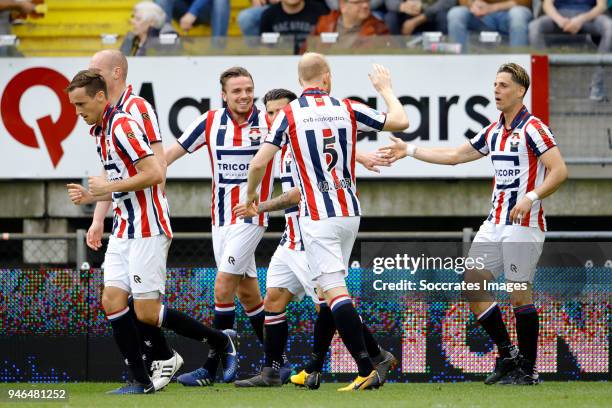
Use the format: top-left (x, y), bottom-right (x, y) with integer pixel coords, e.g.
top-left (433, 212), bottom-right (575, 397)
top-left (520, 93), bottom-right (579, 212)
top-left (258, 187), bottom-right (301, 213)
top-left (233, 187), bottom-right (301, 218)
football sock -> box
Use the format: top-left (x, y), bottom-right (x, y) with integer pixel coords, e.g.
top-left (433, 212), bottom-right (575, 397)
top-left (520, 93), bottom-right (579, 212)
top-left (203, 302), bottom-right (236, 372)
top-left (245, 301), bottom-right (265, 345)
top-left (361, 322), bottom-right (382, 363)
top-left (127, 298), bottom-right (173, 368)
top-left (107, 306), bottom-right (150, 385)
top-left (477, 303), bottom-right (516, 358)
top-left (213, 302), bottom-right (236, 330)
top-left (159, 305), bottom-right (227, 350)
top-left (514, 304), bottom-right (539, 373)
top-left (329, 295), bottom-right (374, 377)
top-left (264, 310), bottom-right (288, 370)
top-left (305, 302), bottom-right (336, 373)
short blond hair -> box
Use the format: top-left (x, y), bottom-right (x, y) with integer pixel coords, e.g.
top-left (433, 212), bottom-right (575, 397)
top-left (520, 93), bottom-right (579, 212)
top-left (497, 63), bottom-right (530, 95)
top-left (298, 52), bottom-right (330, 83)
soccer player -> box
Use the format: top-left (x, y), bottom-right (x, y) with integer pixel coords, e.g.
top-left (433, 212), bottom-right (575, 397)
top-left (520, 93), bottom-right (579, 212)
top-left (378, 63), bottom-right (568, 385)
top-left (164, 67), bottom-right (274, 386)
top-left (86, 49), bottom-right (182, 390)
top-left (243, 53), bottom-right (409, 391)
top-left (65, 70), bottom-right (237, 394)
top-left (234, 88), bottom-right (397, 388)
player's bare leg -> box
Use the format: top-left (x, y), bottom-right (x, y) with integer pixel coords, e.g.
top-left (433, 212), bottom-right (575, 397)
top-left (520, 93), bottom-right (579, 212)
top-left (237, 276), bottom-right (265, 345)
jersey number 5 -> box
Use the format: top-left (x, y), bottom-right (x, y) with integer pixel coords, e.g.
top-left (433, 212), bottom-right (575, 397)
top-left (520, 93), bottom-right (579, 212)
top-left (323, 129), bottom-right (338, 172)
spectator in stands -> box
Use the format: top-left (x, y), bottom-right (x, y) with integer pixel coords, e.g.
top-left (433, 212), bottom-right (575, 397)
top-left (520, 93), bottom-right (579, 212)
top-left (156, 0), bottom-right (229, 36)
top-left (529, 0), bottom-right (612, 101)
top-left (0, 0), bottom-right (35, 32)
top-left (260, 0), bottom-right (328, 53)
top-left (238, 0), bottom-right (281, 37)
top-left (311, 0), bottom-right (390, 48)
top-left (325, 0), bottom-right (387, 19)
top-left (447, 0), bottom-right (533, 50)
top-left (121, 1), bottom-right (178, 56)
top-left (384, 0), bottom-right (456, 35)
top-left (0, 0), bottom-right (34, 55)
top-left (239, 0), bottom-right (330, 37)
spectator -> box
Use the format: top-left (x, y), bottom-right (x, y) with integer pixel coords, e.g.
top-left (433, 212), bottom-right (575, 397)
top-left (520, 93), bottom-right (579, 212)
top-left (156, 0), bottom-right (229, 37)
top-left (120, 1), bottom-right (178, 56)
top-left (326, 0), bottom-right (387, 18)
top-left (0, 0), bottom-right (35, 56)
top-left (312, 0), bottom-right (390, 48)
top-left (384, 0), bottom-right (456, 34)
top-left (239, 0), bottom-right (329, 37)
top-left (529, 0), bottom-right (611, 101)
top-left (260, 0), bottom-right (328, 53)
top-left (447, 0), bottom-right (533, 50)
top-left (238, 0), bottom-right (281, 37)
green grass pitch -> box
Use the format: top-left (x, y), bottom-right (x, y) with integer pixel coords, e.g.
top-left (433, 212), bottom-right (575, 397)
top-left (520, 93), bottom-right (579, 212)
top-left (1, 382), bottom-right (610, 408)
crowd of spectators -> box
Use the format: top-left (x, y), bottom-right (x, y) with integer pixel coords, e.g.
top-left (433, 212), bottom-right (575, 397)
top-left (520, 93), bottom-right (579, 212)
top-left (116, 0), bottom-right (610, 99)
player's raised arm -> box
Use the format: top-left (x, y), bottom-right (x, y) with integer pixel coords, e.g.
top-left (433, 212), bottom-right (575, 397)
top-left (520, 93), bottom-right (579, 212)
top-left (368, 64), bottom-right (409, 132)
top-left (378, 136), bottom-right (485, 165)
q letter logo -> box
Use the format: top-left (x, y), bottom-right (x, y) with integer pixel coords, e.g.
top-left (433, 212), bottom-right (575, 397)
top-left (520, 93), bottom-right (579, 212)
top-left (1, 67), bottom-right (77, 167)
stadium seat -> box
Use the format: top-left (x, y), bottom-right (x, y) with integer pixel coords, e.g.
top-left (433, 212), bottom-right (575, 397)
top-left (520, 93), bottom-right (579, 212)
top-left (11, 0), bottom-right (251, 56)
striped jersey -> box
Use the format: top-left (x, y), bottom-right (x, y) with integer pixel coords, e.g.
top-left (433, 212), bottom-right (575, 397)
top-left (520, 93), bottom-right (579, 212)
top-left (469, 106), bottom-right (557, 231)
top-left (93, 105), bottom-right (172, 239)
top-left (116, 84), bottom-right (162, 144)
top-left (177, 106), bottom-right (274, 227)
top-left (266, 88), bottom-right (386, 220)
top-left (278, 145), bottom-right (303, 251)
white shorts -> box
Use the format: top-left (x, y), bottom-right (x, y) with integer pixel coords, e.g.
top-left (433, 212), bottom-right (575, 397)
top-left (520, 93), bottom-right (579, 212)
top-left (104, 234), bottom-right (171, 295)
top-left (213, 223), bottom-right (265, 278)
top-left (468, 221), bottom-right (545, 283)
top-left (300, 216), bottom-right (360, 280)
top-left (267, 245), bottom-right (321, 303)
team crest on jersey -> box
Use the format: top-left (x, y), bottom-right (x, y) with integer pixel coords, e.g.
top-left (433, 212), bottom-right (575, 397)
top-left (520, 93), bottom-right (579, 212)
top-left (126, 131), bottom-right (136, 139)
top-left (510, 133), bottom-right (520, 152)
top-left (248, 127), bottom-right (262, 142)
top-left (141, 112), bottom-right (150, 121)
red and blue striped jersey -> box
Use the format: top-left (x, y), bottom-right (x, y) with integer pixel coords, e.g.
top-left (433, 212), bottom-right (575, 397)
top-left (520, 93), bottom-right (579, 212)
top-left (177, 107), bottom-right (274, 227)
top-left (278, 145), bottom-right (303, 251)
top-left (469, 106), bottom-right (557, 231)
top-left (265, 88), bottom-right (386, 220)
top-left (93, 105), bottom-right (172, 239)
top-left (115, 84), bottom-right (162, 144)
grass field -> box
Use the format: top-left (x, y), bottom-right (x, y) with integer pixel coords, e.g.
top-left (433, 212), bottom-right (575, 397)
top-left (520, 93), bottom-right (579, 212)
top-left (0, 382), bottom-right (610, 408)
